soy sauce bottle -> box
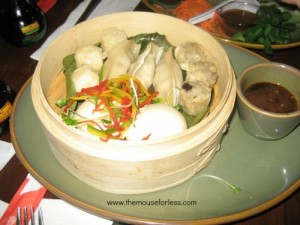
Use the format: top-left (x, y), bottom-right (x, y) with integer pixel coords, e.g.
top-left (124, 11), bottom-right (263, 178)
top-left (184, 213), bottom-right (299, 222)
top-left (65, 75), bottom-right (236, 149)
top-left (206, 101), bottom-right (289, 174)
top-left (0, 0), bottom-right (47, 47)
top-left (0, 81), bottom-right (16, 136)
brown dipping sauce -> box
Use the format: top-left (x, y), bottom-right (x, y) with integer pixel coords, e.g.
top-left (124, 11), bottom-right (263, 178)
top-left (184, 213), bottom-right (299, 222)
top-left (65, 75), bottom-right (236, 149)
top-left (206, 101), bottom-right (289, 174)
top-left (220, 9), bottom-right (257, 36)
top-left (244, 82), bottom-right (298, 113)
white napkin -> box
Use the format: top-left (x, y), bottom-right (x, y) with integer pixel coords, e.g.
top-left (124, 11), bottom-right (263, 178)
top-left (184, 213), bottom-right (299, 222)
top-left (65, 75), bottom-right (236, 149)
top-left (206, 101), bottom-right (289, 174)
top-left (0, 174), bottom-right (113, 225)
top-left (31, 0), bottom-right (141, 60)
top-left (0, 200), bottom-right (8, 218)
top-left (0, 140), bottom-right (15, 171)
top-left (0, 199), bottom-right (113, 225)
top-left (40, 199), bottom-right (113, 225)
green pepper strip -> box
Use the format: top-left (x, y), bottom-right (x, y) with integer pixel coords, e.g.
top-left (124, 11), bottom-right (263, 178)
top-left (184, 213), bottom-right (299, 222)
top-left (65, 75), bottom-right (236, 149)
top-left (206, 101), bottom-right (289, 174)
top-left (62, 75), bottom-right (159, 141)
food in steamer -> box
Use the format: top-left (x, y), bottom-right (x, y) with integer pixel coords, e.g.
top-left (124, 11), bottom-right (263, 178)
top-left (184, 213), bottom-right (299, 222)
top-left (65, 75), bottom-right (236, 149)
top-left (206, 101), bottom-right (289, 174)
top-left (56, 28), bottom-right (218, 141)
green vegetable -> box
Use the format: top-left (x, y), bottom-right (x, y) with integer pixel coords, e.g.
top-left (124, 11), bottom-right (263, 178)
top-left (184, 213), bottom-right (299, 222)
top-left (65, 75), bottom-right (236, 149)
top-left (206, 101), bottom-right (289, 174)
top-left (129, 32), bottom-right (174, 53)
top-left (55, 99), bottom-right (68, 108)
top-left (61, 113), bottom-right (78, 126)
top-left (232, 3), bottom-right (298, 55)
top-left (182, 107), bottom-right (209, 128)
top-left (87, 124), bottom-right (117, 137)
top-left (201, 175), bottom-right (242, 194)
top-left (62, 54), bottom-right (77, 99)
top-left (62, 54), bottom-right (77, 76)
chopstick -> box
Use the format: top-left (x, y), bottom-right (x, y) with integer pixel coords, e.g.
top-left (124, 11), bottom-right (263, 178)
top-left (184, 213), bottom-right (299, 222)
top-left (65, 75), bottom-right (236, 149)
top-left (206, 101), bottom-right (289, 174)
top-left (75, 0), bottom-right (102, 24)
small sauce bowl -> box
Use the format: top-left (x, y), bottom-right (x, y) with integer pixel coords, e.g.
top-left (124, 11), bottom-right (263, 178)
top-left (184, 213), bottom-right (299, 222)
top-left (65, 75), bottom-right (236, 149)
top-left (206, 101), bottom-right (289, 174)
top-left (236, 62), bottom-right (300, 141)
top-left (218, 1), bottom-right (259, 36)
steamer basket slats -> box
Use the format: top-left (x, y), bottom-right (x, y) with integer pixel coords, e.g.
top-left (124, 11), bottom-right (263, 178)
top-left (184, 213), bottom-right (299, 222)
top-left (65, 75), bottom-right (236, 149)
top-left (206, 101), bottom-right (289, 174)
top-left (31, 12), bottom-right (236, 194)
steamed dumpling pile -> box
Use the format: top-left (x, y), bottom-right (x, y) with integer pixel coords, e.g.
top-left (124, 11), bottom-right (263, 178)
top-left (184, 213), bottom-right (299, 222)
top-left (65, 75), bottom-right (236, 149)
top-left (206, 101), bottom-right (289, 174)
top-left (72, 45), bottom-right (107, 92)
top-left (174, 42), bottom-right (217, 116)
top-left (59, 28), bottom-right (218, 141)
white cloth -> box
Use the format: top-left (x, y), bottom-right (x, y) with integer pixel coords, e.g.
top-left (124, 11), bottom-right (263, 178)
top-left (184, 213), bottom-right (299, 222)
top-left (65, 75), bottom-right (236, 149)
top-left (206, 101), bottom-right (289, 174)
top-left (40, 199), bottom-right (113, 225)
top-left (0, 140), bottom-right (15, 171)
top-left (31, 0), bottom-right (141, 60)
top-left (0, 199), bottom-right (113, 225)
top-left (0, 200), bottom-right (8, 218)
top-left (0, 175), bottom-right (113, 225)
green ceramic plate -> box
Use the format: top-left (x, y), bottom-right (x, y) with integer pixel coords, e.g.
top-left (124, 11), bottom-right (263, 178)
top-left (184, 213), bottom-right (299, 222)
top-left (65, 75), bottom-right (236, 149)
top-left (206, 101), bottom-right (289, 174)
top-left (11, 43), bottom-right (300, 225)
top-left (142, 0), bottom-right (300, 50)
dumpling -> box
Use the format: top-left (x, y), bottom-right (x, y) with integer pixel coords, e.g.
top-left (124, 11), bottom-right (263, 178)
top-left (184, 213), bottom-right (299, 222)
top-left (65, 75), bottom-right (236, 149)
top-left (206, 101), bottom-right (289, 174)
top-left (175, 41), bottom-right (218, 116)
top-left (187, 61), bottom-right (217, 88)
top-left (75, 45), bottom-right (107, 72)
top-left (125, 103), bottom-right (187, 141)
top-left (153, 49), bottom-right (183, 106)
top-left (100, 27), bottom-right (128, 53)
top-left (179, 80), bottom-right (212, 116)
top-left (103, 40), bottom-right (141, 80)
top-left (71, 66), bottom-right (99, 92)
top-left (128, 43), bottom-right (164, 88)
top-left (73, 100), bottom-right (107, 120)
top-left (174, 42), bottom-right (205, 71)
top-left (73, 100), bottom-right (109, 134)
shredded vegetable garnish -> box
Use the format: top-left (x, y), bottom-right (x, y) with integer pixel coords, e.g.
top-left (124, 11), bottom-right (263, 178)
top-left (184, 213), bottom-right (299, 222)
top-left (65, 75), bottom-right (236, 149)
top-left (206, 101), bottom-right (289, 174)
top-left (57, 75), bottom-right (159, 141)
top-left (173, 0), bottom-right (212, 21)
top-left (173, 0), bottom-right (227, 36)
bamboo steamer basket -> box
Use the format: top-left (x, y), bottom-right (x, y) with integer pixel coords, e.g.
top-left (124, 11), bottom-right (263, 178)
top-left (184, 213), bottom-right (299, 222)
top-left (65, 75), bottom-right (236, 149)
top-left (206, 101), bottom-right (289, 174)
top-left (31, 12), bottom-right (236, 194)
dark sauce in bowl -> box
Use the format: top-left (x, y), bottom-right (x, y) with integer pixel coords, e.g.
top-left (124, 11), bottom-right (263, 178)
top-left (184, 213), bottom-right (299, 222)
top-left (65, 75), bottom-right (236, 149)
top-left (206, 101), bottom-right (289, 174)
top-left (244, 82), bottom-right (298, 113)
top-left (219, 9), bottom-right (257, 36)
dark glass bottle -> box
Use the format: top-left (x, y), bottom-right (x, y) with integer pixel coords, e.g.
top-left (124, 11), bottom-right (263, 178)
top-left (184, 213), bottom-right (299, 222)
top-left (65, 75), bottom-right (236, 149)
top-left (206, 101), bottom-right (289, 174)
top-left (0, 0), bottom-right (47, 47)
top-left (0, 81), bottom-right (16, 136)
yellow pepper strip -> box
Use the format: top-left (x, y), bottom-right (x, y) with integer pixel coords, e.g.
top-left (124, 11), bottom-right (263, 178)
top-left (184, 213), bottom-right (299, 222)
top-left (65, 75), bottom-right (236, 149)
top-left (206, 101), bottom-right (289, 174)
top-left (69, 95), bottom-right (90, 101)
top-left (63, 75), bottom-right (157, 142)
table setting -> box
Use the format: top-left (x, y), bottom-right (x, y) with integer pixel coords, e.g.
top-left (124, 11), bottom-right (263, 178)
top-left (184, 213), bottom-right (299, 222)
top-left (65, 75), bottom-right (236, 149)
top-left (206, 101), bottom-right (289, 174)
top-left (0, 0), bottom-right (299, 225)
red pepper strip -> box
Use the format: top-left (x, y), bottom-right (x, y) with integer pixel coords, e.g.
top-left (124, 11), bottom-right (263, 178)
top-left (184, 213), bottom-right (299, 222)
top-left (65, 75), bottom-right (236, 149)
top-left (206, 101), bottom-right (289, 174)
top-left (121, 82), bottom-right (130, 93)
top-left (100, 136), bottom-right (110, 142)
top-left (93, 97), bottom-right (105, 113)
top-left (85, 121), bottom-right (122, 141)
top-left (80, 119), bottom-right (104, 131)
top-left (138, 91), bottom-right (159, 109)
top-left (142, 133), bottom-right (152, 141)
top-left (103, 98), bottom-right (123, 132)
top-left (101, 129), bottom-right (122, 140)
top-left (79, 86), bottom-right (98, 96)
top-left (63, 98), bottom-right (76, 113)
top-left (100, 132), bottom-right (122, 142)
top-left (79, 80), bottom-right (109, 96)
top-left (120, 97), bottom-right (132, 123)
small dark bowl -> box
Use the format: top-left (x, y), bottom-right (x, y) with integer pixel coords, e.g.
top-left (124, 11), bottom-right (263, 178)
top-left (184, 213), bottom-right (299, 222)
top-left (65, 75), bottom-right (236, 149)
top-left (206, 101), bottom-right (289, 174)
top-left (217, 1), bottom-right (259, 36)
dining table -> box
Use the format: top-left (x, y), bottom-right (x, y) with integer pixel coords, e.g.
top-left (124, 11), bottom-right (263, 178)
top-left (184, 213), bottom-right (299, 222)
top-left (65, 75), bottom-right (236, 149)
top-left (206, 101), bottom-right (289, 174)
top-left (0, 0), bottom-right (299, 224)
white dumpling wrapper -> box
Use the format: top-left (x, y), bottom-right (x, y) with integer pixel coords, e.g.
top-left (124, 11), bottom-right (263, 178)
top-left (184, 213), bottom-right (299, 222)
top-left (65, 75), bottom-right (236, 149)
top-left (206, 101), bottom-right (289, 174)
top-left (74, 100), bottom-right (107, 120)
top-left (73, 100), bottom-right (109, 134)
top-left (128, 43), bottom-right (164, 88)
top-left (103, 40), bottom-right (141, 80)
top-left (153, 49), bottom-right (183, 106)
top-left (71, 66), bottom-right (99, 92)
top-left (75, 45), bottom-right (107, 72)
top-left (187, 61), bottom-right (217, 88)
top-left (174, 42), bottom-right (205, 72)
top-left (100, 27), bottom-right (128, 53)
top-left (179, 80), bottom-right (212, 116)
top-left (125, 103), bottom-right (187, 141)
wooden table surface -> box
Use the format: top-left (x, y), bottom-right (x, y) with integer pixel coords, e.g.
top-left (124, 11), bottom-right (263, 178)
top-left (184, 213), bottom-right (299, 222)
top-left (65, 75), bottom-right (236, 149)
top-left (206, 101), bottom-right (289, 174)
top-left (0, 1), bottom-right (299, 224)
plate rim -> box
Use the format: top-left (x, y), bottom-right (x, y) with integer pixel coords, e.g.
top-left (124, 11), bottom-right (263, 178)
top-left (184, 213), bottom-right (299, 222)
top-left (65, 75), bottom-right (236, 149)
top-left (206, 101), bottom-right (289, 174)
top-left (10, 43), bottom-right (300, 225)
